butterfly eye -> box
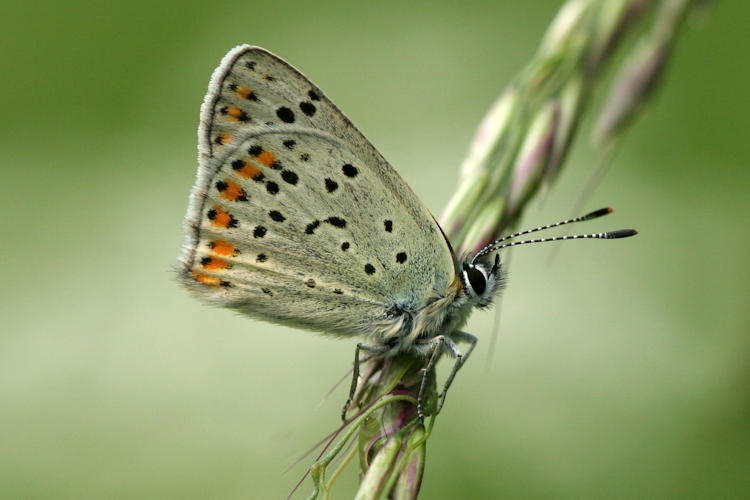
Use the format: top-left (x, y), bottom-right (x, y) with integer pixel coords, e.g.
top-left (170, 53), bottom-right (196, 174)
top-left (464, 265), bottom-right (487, 296)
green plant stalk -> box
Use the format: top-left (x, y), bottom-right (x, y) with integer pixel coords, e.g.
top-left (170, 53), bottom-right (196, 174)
top-left (385, 424), bottom-right (428, 500)
top-left (355, 433), bottom-right (403, 500)
top-left (305, 394), bottom-right (418, 500)
top-left (303, 1), bottom-right (703, 498)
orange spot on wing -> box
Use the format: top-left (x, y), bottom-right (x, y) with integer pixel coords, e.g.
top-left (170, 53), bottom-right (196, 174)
top-left (256, 150), bottom-right (276, 167)
top-left (234, 161), bottom-right (262, 180)
top-left (225, 106), bottom-right (249, 122)
top-left (202, 257), bottom-right (230, 271)
top-left (219, 179), bottom-right (247, 201)
top-left (210, 206), bottom-right (234, 228)
top-left (234, 86), bottom-right (254, 100)
top-left (193, 272), bottom-right (221, 286)
top-left (215, 133), bottom-right (232, 145)
top-left (210, 240), bottom-right (236, 256)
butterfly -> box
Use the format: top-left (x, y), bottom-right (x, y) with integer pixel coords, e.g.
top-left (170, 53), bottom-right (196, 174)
top-left (178, 45), bottom-right (636, 419)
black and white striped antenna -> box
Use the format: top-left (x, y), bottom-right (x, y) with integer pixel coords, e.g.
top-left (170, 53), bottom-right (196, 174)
top-left (471, 207), bottom-right (637, 264)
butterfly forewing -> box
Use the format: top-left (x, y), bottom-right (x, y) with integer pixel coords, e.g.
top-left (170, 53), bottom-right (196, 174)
top-left (180, 45), bottom-right (456, 339)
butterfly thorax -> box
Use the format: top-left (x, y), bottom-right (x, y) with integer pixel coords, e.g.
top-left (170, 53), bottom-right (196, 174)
top-left (370, 256), bottom-right (503, 355)
top-left (368, 274), bottom-right (463, 352)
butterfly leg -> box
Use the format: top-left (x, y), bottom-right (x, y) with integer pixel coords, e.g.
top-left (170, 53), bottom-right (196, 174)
top-left (435, 331), bottom-right (478, 415)
top-left (341, 342), bottom-right (389, 421)
top-left (416, 335), bottom-right (446, 421)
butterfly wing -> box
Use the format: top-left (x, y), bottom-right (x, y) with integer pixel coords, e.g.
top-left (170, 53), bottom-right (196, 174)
top-left (179, 45), bottom-right (457, 341)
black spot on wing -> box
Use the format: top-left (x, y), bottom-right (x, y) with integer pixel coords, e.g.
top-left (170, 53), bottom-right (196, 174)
top-left (325, 217), bottom-right (346, 228)
top-left (269, 210), bottom-right (285, 222)
top-left (299, 101), bottom-right (316, 116)
top-left (305, 220), bottom-right (321, 235)
top-left (281, 170), bottom-right (298, 185)
top-left (342, 164), bottom-right (358, 177)
top-left (276, 107), bottom-right (295, 123)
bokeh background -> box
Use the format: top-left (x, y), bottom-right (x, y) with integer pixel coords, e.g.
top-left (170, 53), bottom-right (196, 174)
top-left (2, 1), bottom-right (748, 498)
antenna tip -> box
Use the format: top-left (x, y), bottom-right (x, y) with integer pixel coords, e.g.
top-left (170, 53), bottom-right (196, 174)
top-left (606, 229), bottom-right (638, 239)
top-left (583, 207), bottom-right (614, 220)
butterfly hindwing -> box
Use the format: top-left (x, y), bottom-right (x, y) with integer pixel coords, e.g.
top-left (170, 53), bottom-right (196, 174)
top-left (180, 45), bottom-right (456, 340)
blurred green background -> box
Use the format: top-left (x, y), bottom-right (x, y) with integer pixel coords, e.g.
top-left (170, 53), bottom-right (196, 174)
top-left (2, 1), bottom-right (748, 498)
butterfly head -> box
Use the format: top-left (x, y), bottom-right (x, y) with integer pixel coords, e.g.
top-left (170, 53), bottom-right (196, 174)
top-left (459, 254), bottom-right (504, 310)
